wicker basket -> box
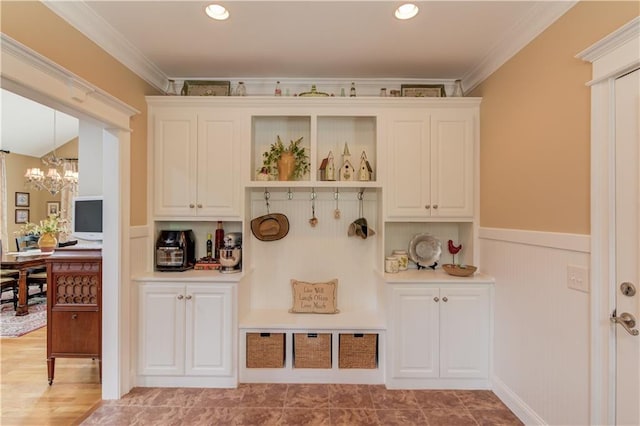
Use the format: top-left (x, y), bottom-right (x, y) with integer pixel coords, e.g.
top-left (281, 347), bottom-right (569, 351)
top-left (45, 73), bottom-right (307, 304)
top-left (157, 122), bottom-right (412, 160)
top-left (339, 333), bottom-right (378, 369)
top-left (246, 333), bottom-right (285, 368)
top-left (442, 264), bottom-right (477, 277)
top-left (293, 333), bottom-right (332, 368)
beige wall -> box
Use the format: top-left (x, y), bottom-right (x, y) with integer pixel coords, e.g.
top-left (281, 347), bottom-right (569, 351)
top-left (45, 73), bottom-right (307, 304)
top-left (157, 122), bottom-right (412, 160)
top-left (1, 1), bottom-right (161, 226)
top-left (471, 1), bottom-right (639, 234)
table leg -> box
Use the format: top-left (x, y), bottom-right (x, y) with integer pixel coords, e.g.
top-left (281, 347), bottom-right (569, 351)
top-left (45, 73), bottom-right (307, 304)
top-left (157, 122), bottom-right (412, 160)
top-left (15, 269), bottom-right (29, 316)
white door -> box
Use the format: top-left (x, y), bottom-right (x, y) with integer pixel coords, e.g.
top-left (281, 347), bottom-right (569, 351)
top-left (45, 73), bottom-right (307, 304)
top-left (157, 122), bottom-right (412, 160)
top-left (390, 287), bottom-right (439, 378)
top-left (614, 68), bottom-right (640, 426)
top-left (197, 112), bottom-right (242, 218)
top-left (430, 109), bottom-right (474, 218)
top-left (386, 111), bottom-right (431, 218)
top-left (184, 285), bottom-right (233, 376)
top-left (139, 283), bottom-right (185, 375)
top-left (439, 286), bottom-right (490, 379)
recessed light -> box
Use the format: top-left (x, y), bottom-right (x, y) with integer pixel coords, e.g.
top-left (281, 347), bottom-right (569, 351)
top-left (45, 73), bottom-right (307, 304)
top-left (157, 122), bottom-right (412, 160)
top-left (205, 4), bottom-right (229, 21)
top-left (395, 3), bottom-right (419, 20)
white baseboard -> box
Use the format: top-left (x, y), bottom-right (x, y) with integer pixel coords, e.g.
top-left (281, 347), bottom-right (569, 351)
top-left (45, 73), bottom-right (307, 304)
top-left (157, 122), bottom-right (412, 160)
top-left (492, 375), bottom-right (546, 425)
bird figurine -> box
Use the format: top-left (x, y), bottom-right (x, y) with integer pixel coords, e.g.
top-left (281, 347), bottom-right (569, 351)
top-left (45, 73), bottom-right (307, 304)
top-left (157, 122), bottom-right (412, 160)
top-left (448, 240), bottom-right (462, 264)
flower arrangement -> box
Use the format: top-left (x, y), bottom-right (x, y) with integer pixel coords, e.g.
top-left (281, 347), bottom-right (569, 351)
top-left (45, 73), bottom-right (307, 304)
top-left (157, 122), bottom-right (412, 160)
top-left (259, 135), bottom-right (309, 180)
top-left (17, 213), bottom-right (70, 240)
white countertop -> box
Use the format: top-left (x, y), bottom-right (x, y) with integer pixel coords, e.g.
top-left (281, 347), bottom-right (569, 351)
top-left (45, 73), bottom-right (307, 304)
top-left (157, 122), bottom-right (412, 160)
top-left (133, 269), bottom-right (244, 282)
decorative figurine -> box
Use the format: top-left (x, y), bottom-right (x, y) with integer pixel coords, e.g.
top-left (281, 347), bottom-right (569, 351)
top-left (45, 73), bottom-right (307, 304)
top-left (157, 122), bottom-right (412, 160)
top-left (358, 151), bottom-right (373, 181)
top-left (319, 151), bottom-right (336, 181)
top-left (339, 143), bottom-right (354, 181)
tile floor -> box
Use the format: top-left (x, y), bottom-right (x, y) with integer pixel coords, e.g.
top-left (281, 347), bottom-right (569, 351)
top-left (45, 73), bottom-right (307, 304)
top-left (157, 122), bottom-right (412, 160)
top-left (81, 384), bottom-right (523, 425)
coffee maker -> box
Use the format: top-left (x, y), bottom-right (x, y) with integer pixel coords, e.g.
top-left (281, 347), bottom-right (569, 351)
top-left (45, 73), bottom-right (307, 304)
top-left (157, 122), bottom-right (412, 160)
top-left (219, 232), bottom-right (242, 273)
top-left (155, 230), bottom-right (195, 271)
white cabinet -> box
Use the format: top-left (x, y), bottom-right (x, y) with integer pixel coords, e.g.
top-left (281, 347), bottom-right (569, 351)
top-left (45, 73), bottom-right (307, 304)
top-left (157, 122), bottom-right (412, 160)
top-left (386, 108), bottom-right (476, 219)
top-left (388, 283), bottom-right (491, 387)
top-left (138, 282), bottom-right (234, 382)
top-left (152, 108), bottom-right (243, 218)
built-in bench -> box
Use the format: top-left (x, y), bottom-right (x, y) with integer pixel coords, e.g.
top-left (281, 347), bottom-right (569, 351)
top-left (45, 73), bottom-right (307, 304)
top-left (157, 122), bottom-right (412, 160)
top-left (239, 309), bottom-right (386, 384)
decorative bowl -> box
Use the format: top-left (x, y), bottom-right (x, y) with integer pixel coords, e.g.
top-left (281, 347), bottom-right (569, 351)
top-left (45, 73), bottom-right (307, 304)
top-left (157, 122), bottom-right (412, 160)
top-left (442, 264), bottom-right (477, 277)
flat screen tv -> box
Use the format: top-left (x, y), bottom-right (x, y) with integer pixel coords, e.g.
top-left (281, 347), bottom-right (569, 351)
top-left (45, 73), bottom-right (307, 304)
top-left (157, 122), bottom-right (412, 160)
top-left (72, 195), bottom-right (103, 241)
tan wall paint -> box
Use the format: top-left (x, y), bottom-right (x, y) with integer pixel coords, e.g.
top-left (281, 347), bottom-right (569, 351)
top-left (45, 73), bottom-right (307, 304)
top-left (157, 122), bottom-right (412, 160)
top-left (1, 1), bottom-right (162, 226)
top-left (471, 1), bottom-right (639, 234)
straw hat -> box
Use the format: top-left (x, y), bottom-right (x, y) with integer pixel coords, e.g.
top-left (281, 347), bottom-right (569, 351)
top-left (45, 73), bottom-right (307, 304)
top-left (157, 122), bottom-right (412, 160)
top-left (250, 213), bottom-right (289, 241)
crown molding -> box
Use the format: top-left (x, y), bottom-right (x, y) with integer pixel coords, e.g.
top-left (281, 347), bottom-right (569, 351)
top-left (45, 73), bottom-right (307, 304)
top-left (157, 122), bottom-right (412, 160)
top-left (44, 1), bottom-right (577, 95)
top-left (43, 0), bottom-right (168, 93)
top-left (462, 1), bottom-right (577, 93)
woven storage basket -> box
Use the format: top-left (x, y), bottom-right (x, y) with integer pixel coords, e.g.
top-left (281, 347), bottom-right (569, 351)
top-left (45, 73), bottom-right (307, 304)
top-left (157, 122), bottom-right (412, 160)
top-left (246, 333), bottom-right (285, 368)
top-left (339, 333), bottom-right (378, 369)
top-left (293, 333), bottom-right (332, 368)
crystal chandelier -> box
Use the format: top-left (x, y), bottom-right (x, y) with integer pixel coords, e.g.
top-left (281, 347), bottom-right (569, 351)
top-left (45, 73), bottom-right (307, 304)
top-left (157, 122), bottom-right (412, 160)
top-left (24, 111), bottom-right (79, 196)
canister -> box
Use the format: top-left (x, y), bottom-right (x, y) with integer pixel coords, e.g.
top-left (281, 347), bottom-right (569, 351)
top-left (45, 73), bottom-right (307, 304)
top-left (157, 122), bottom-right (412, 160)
top-left (385, 256), bottom-right (399, 273)
top-left (392, 249), bottom-right (409, 271)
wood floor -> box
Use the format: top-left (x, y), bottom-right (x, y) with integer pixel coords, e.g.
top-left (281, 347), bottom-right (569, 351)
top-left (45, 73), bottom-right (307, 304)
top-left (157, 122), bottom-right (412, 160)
top-left (0, 326), bottom-right (101, 425)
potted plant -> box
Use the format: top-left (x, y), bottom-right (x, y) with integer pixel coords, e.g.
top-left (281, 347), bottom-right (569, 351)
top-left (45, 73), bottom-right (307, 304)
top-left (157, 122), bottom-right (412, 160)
top-left (259, 135), bottom-right (309, 181)
top-left (17, 214), bottom-right (69, 252)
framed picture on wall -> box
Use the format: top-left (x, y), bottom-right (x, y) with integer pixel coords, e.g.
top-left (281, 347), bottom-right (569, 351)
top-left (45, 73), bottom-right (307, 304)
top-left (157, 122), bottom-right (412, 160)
top-left (47, 201), bottom-right (60, 216)
top-left (15, 209), bottom-right (29, 224)
top-left (15, 192), bottom-right (30, 207)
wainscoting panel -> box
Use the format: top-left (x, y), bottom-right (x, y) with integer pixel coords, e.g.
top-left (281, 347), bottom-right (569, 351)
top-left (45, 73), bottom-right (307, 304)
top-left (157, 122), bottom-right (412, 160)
top-left (479, 227), bottom-right (590, 426)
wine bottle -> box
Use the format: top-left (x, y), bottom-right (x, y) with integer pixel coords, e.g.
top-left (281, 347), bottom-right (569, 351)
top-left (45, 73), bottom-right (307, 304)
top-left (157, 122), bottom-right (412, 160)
top-left (274, 81), bottom-right (282, 96)
top-left (214, 221), bottom-right (224, 259)
top-left (206, 233), bottom-right (213, 258)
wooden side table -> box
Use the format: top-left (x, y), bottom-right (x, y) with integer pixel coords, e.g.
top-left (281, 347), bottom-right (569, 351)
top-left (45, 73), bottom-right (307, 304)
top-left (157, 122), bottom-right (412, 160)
top-left (46, 250), bottom-right (102, 385)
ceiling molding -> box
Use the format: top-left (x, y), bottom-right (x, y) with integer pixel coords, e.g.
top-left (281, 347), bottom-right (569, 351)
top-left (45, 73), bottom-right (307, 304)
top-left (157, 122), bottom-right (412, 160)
top-left (43, 0), bottom-right (169, 93)
top-left (462, 1), bottom-right (577, 93)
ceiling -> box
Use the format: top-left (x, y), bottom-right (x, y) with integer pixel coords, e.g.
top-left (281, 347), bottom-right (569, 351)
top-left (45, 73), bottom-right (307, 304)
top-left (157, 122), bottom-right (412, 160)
top-left (2, 1), bottom-right (576, 157)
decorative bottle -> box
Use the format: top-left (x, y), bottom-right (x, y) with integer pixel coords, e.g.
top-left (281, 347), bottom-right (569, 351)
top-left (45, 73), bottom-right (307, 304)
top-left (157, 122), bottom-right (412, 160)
top-left (350, 82), bottom-right (356, 97)
top-left (236, 82), bottom-right (246, 96)
top-left (206, 233), bottom-right (213, 258)
top-left (274, 81), bottom-right (282, 96)
top-left (451, 79), bottom-right (464, 97)
top-left (214, 221), bottom-right (225, 259)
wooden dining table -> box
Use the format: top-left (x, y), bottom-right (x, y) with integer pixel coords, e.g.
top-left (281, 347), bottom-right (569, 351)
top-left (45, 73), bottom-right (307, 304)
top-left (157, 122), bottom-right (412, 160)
top-left (1, 252), bottom-right (50, 316)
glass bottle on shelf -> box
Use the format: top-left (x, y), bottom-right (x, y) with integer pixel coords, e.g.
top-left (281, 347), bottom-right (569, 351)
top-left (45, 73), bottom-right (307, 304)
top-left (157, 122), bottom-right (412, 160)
top-left (274, 81), bottom-right (282, 96)
top-left (236, 82), bottom-right (246, 96)
top-left (380, 88), bottom-right (387, 97)
top-left (206, 233), bottom-right (213, 258)
top-left (451, 79), bottom-right (464, 97)
top-left (166, 79), bottom-right (178, 96)
top-left (214, 221), bottom-right (225, 259)
top-left (350, 82), bottom-right (356, 97)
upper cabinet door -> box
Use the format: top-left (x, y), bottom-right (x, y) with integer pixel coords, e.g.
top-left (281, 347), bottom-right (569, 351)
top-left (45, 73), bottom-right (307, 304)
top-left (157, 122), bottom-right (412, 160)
top-left (197, 112), bottom-right (242, 218)
top-left (153, 112), bottom-right (198, 217)
top-left (430, 109), bottom-right (475, 218)
top-left (386, 110), bottom-right (431, 218)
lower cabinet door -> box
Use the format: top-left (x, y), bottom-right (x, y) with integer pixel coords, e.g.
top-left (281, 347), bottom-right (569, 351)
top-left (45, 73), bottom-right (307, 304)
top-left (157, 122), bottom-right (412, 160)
top-left (390, 287), bottom-right (440, 379)
top-left (185, 285), bottom-right (232, 376)
top-left (50, 310), bottom-right (100, 355)
top-left (439, 286), bottom-right (490, 378)
top-left (139, 283), bottom-right (185, 375)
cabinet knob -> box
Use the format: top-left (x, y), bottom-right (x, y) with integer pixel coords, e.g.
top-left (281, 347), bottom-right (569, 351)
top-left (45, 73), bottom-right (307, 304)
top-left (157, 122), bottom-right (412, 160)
top-left (71, 313), bottom-right (78, 319)
top-left (197, 204), bottom-right (203, 208)
top-left (425, 205), bottom-right (431, 209)
top-left (442, 296), bottom-right (448, 302)
top-left (189, 204), bottom-right (195, 208)
top-left (177, 294), bottom-right (184, 300)
top-left (433, 297), bottom-right (439, 302)
top-left (185, 295), bottom-right (192, 300)
top-left (433, 204), bottom-right (438, 209)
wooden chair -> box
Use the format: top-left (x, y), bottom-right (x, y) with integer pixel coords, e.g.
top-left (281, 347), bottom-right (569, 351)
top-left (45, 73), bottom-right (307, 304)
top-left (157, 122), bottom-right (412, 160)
top-left (0, 240), bottom-right (19, 279)
top-left (0, 276), bottom-right (19, 310)
top-left (15, 235), bottom-right (39, 252)
top-left (14, 235), bottom-right (47, 300)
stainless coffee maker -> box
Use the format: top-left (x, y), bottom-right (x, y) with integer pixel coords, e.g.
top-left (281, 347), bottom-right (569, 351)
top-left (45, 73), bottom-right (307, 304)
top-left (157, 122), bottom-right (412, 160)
top-left (219, 232), bottom-right (242, 273)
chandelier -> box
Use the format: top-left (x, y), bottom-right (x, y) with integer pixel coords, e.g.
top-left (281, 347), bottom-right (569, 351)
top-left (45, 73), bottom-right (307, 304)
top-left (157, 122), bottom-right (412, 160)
top-left (24, 111), bottom-right (79, 196)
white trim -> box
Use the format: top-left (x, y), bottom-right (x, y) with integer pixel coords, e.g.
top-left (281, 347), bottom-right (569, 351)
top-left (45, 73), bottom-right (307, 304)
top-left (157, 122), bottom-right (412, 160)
top-left (130, 225), bottom-right (150, 239)
top-left (491, 375), bottom-right (546, 426)
top-left (478, 227), bottom-right (590, 253)
top-left (42, 0), bottom-right (168, 93)
top-left (1, 34), bottom-right (139, 128)
top-left (463, 1), bottom-right (577, 92)
top-left (578, 16), bottom-right (640, 426)
top-left (1, 34), bottom-right (138, 400)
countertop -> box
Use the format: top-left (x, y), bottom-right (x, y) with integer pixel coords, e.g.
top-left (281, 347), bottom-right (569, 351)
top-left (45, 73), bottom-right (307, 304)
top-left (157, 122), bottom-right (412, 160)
top-left (383, 268), bottom-right (494, 284)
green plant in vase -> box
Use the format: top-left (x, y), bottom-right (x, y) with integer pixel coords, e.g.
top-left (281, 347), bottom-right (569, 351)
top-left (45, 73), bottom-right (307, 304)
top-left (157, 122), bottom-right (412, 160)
top-left (259, 135), bottom-right (309, 181)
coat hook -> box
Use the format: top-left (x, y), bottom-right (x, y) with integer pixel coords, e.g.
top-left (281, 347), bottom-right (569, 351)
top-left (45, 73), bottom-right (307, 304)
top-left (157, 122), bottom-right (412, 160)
top-left (287, 187), bottom-right (293, 200)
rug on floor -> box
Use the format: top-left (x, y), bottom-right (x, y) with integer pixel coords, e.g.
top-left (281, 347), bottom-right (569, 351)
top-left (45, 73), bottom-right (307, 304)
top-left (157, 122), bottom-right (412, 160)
top-left (0, 298), bottom-right (47, 338)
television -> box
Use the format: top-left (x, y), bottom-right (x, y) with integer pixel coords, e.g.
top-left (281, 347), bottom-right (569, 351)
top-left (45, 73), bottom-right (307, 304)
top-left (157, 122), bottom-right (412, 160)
top-left (71, 195), bottom-right (103, 241)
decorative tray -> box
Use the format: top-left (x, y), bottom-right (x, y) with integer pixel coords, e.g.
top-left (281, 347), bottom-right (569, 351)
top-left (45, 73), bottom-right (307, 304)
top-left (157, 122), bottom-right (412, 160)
top-left (408, 233), bottom-right (441, 269)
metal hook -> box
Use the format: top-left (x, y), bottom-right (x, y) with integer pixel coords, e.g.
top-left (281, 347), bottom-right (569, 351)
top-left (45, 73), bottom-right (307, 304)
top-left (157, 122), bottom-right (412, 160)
top-left (263, 188), bottom-right (271, 214)
top-left (287, 188), bottom-right (293, 200)
top-left (334, 188), bottom-right (340, 201)
top-left (310, 188), bottom-right (317, 200)
top-left (357, 189), bottom-right (364, 201)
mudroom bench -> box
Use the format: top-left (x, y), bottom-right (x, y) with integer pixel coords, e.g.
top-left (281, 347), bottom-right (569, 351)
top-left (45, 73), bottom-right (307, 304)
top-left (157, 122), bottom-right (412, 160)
top-left (239, 309), bottom-right (386, 384)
